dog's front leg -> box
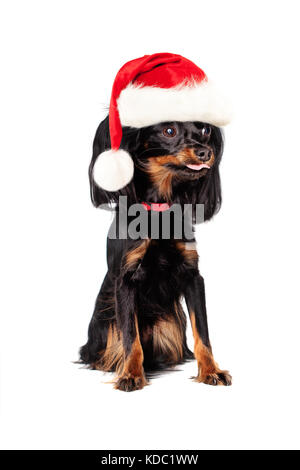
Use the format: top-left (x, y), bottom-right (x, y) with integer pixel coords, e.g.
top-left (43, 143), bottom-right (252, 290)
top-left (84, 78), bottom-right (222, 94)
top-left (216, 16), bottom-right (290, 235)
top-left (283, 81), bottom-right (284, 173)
top-left (114, 277), bottom-right (147, 392)
top-left (185, 273), bottom-right (232, 386)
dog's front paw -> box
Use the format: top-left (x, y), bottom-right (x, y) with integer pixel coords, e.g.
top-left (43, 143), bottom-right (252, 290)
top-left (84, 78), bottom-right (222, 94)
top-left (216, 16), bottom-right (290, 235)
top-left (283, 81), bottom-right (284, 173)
top-left (114, 374), bottom-right (147, 392)
top-left (195, 370), bottom-right (232, 386)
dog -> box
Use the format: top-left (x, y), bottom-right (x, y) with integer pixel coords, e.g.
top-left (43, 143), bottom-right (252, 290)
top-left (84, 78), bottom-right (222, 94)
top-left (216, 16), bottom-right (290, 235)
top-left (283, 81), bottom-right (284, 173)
top-left (79, 117), bottom-right (232, 391)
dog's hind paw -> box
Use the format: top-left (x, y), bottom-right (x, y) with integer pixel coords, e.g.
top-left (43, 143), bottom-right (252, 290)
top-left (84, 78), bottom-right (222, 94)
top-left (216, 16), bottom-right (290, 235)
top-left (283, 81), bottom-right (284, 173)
top-left (114, 374), bottom-right (148, 392)
top-left (194, 370), bottom-right (232, 386)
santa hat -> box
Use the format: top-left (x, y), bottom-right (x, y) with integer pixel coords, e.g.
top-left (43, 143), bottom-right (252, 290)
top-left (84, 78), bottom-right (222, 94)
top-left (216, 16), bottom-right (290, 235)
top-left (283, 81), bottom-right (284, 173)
top-left (93, 52), bottom-right (232, 192)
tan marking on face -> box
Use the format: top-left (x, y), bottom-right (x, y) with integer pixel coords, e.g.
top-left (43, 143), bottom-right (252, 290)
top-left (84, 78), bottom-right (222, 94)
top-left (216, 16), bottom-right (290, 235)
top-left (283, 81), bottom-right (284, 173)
top-left (145, 148), bottom-right (215, 199)
top-left (176, 147), bottom-right (215, 167)
top-left (146, 158), bottom-right (175, 199)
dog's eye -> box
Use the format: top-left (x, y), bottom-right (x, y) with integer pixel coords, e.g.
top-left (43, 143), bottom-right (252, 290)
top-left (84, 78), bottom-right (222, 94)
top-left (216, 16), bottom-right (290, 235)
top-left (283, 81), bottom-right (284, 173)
top-left (201, 125), bottom-right (211, 139)
top-left (163, 126), bottom-right (177, 138)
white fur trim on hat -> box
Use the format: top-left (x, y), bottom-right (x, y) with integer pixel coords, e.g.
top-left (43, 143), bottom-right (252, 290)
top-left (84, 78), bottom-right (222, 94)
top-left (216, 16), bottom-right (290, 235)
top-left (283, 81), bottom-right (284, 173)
top-left (117, 80), bottom-right (232, 128)
top-left (92, 149), bottom-right (134, 192)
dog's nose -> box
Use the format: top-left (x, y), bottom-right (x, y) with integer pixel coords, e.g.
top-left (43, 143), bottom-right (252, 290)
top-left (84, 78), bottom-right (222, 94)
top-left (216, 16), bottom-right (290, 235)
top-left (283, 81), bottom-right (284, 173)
top-left (196, 148), bottom-right (212, 162)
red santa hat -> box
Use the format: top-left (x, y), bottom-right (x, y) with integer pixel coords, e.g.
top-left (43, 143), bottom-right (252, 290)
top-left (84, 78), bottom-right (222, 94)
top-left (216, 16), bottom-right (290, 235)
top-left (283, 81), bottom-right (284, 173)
top-left (93, 52), bottom-right (232, 192)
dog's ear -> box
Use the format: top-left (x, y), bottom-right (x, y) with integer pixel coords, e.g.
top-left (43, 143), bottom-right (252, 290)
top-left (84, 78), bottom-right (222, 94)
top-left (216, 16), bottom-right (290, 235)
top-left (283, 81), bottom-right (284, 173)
top-left (195, 126), bottom-right (224, 221)
top-left (89, 116), bottom-right (137, 207)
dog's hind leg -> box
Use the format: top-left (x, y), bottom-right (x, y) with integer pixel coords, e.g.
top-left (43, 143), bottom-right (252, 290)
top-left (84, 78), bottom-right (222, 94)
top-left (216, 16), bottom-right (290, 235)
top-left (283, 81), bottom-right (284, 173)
top-left (79, 272), bottom-right (115, 366)
top-left (184, 273), bottom-right (232, 386)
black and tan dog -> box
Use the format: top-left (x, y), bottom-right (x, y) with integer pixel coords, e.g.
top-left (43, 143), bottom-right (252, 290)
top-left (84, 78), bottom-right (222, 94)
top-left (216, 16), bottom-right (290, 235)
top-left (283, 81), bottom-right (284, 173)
top-left (79, 118), bottom-right (232, 391)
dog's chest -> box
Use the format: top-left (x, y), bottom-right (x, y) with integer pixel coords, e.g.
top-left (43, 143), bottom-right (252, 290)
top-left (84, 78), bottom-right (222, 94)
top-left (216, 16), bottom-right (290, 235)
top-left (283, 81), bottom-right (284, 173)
top-left (135, 240), bottom-right (198, 293)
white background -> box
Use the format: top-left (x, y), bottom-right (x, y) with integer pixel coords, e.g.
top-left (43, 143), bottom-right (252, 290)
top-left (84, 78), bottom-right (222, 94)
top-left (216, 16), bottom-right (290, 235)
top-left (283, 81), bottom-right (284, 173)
top-left (0, 0), bottom-right (300, 450)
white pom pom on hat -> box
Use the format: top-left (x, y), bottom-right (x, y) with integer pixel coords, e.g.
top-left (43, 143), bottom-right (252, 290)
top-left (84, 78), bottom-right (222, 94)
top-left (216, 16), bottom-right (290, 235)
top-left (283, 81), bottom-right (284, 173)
top-left (93, 53), bottom-right (232, 192)
top-left (92, 149), bottom-right (134, 192)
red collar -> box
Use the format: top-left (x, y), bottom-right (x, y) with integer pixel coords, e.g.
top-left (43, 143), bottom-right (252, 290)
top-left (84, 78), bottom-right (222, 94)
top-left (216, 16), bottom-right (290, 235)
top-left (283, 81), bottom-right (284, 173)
top-left (141, 202), bottom-right (170, 212)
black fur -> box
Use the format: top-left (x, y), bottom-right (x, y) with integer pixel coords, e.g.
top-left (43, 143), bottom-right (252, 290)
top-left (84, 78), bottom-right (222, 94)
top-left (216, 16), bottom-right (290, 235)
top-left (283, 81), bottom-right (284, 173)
top-left (80, 117), bottom-right (231, 391)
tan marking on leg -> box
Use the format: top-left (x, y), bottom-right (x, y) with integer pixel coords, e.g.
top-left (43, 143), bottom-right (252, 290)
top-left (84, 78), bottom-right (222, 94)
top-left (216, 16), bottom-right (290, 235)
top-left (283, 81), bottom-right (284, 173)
top-left (190, 311), bottom-right (232, 386)
top-left (115, 316), bottom-right (147, 391)
top-left (123, 317), bottom-right (145, 377)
